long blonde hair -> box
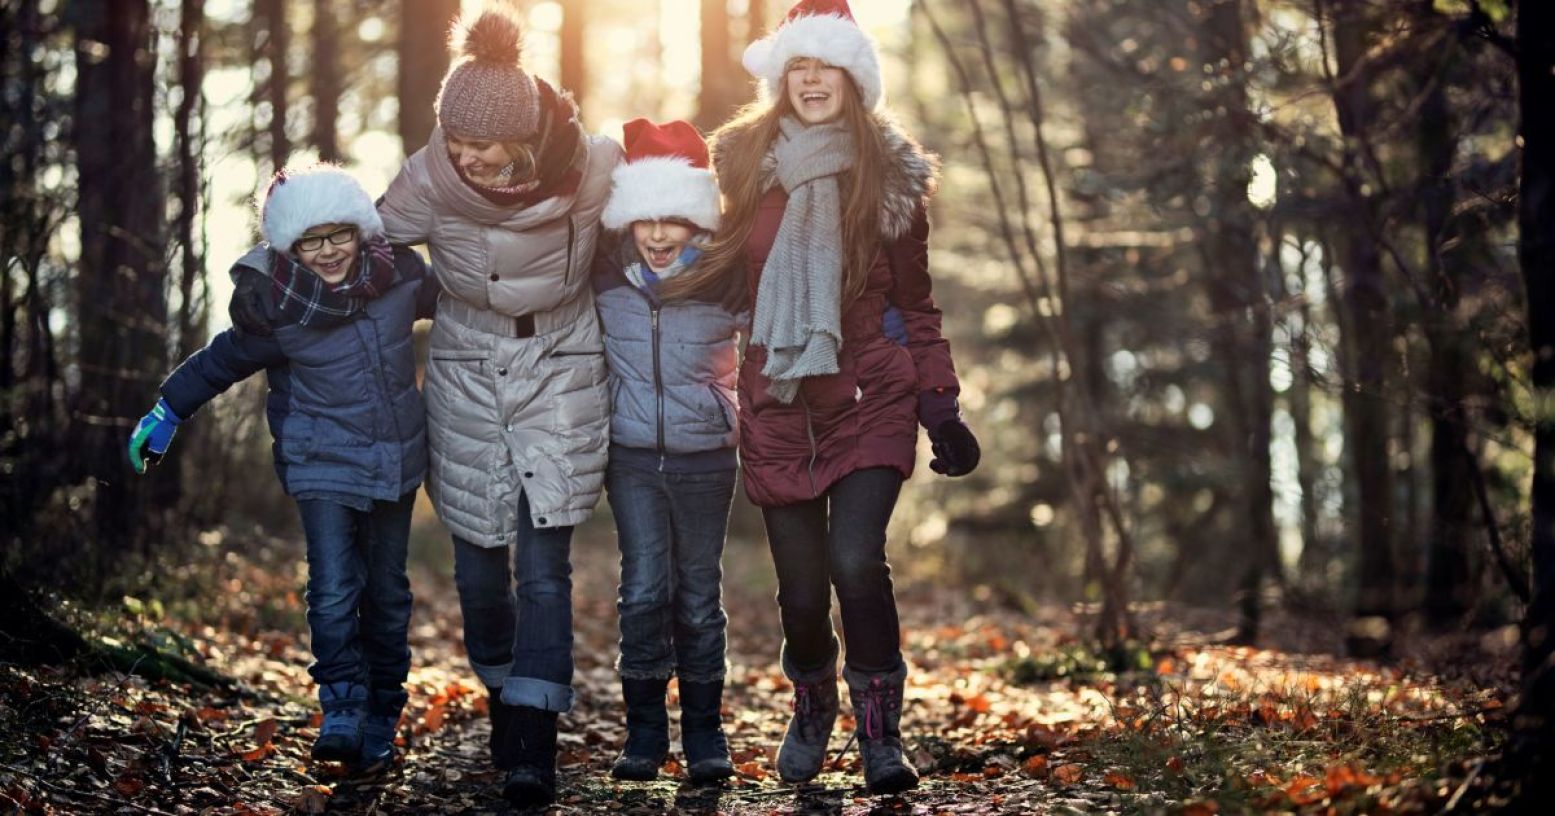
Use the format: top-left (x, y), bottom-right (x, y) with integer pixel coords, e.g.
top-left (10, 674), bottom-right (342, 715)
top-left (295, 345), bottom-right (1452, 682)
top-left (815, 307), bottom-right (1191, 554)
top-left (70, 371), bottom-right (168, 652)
top-left (660, 73), bottom-right (888, 309)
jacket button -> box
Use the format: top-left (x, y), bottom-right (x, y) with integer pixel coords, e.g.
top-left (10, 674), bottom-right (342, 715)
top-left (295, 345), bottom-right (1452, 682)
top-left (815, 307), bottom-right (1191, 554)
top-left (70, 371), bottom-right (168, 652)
top-left (504, 423), bottom-right (513, 432)
top-left (523, 471), bottom-right (533, 478)
top-left (489, 273), bottom-right (499, 282)
top-left (497, 367), bottom-right (508, 376)
top-left (537, 517), bottom-right (548, 525)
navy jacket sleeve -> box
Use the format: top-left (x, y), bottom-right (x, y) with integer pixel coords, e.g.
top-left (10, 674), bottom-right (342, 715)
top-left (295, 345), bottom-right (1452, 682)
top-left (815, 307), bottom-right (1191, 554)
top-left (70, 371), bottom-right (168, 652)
top-left (159, 327), bottom-right (287, 420)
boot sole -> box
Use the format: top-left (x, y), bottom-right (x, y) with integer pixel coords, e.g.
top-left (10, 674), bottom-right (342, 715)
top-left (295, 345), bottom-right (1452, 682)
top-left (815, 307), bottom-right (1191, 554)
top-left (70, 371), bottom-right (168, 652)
top-left (609, 759), bottom-right (661, 781)
top-left (688, 760), bottom-right (735, 786)
top-left (865, 768), bottom-right (920, 796)
top-left (311, 741), bottom-right (361, 763)
top-left (502, 779), bottom-right (555, 807)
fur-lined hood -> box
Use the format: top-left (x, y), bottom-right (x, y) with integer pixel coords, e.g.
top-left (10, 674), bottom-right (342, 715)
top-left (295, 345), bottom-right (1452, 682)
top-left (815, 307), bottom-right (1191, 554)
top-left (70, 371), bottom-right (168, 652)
top-left (712, 113), bottom-right (940, 241)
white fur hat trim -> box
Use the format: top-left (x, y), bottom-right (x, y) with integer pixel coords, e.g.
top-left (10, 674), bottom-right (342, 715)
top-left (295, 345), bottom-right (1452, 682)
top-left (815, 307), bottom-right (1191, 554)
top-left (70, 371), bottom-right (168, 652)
top-left (600, 156), bottom-right (722, 232)
top-left (257, 164), bottom-right (385, 251)
top-left (742, 13), bottom-right (883, 111)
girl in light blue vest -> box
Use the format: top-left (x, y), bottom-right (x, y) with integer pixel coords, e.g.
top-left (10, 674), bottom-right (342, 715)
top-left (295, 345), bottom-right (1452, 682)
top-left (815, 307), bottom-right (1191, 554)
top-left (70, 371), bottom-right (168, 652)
top-left (129, 164), bottom-right (438, 774)
top-left (591, 119), bottom-right (743, 785)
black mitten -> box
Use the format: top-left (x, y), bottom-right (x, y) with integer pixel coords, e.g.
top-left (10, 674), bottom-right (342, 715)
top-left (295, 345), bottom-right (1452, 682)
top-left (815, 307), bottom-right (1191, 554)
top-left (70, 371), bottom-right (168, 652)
top-left (928, 419), bottom-right (981, 477)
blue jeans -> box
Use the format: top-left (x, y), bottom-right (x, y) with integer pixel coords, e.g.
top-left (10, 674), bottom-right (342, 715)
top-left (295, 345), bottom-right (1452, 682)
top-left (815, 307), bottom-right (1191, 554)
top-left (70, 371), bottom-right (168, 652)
top-left (453, 490), bottom-right (576, 712)
top-left (296, 493), bottom-right (416, 689)
top-left (762, 468), bottom-right (905, 674)
top-left (605, 459), bottom-right (736, 683)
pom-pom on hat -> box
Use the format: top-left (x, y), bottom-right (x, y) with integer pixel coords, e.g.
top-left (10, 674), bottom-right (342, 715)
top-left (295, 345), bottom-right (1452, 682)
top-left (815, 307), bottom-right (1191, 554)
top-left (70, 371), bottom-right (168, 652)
top-left (256, 163), bottom-right (384, 253)
top-left (600, 119), bottom-right (721, 233)
top-left (742, 0), bottom-right (883, 111)
top-left (436, 3), bottom-right (541, 142)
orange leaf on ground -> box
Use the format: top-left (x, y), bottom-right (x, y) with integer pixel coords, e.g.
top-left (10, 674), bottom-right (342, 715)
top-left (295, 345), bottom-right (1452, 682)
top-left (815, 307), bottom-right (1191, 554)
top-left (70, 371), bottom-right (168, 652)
top-left (965, 693), bottom-right (992, 713)
top-left (1166, 756), bottom-right (1185, 775)
top-left (1104, 770), bottom-right (1136, 790)
top-left (423, 703), bottom-right (446, 732)
top-left (1053, 763), bottom-right (1084, 784)
top-left (1022, 755), bottom-right (1049, 777)
top-left (253, 717), bottom-right (278, 745)
top-left (1179, 801), bottom-right (1220, 815)
top-left (950, 772), bottom-right (982, 783)
top-left (113, 774), bottom-right (144, 797)
top-left (1284, 774), bottom-right (1324, 805)
top-left (662, 758), bottom-right (682, 776)
top-left (736, 761), bottom-right (767, 780)
top-left (1156, 656), bottom-right (1176, 675)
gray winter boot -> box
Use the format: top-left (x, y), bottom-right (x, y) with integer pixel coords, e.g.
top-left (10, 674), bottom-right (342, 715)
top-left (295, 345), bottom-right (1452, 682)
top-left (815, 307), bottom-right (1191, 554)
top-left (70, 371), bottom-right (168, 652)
top-left (776, 645), bottom-right (839, 784)
top-left (842, 663), bottom-right (919, 795)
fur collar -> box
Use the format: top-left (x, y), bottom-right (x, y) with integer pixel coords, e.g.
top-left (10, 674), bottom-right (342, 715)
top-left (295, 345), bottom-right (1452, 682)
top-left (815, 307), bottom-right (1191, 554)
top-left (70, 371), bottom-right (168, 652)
top-left (713, 113), bottom-right (939, 241)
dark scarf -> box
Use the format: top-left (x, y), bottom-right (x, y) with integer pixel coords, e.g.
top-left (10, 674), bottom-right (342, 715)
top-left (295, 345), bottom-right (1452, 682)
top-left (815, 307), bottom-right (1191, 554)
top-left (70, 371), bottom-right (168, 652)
top-left (455, 79), bottom-right (587, 208)
top-left (270, 235), bottom-right (400, 328)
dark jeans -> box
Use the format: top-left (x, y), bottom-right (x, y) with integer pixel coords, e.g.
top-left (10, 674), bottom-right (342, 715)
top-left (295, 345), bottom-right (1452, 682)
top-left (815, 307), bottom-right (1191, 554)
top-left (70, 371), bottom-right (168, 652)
top-left (296, 492), bottom-right (416, 689)
top-left (605, 459), bottom-right (735, 683)
top-left (453, 490), bottom-right (577, 712)
top-left (762, 467), bottom-right (905, 674)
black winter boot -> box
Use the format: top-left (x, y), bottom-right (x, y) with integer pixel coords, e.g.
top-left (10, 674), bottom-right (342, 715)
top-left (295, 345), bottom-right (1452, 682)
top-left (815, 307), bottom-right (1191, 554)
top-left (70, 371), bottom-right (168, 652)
top-left (679, 679), bottom-right (734, 785)
top-left (487, 687), bottom-right (518, 770)
top-left (842, 663), bottom-right (919, 795)
top-left (610, 677), bottom-right (669, 781)
top-left (501, 705), bottom-right (559, 807)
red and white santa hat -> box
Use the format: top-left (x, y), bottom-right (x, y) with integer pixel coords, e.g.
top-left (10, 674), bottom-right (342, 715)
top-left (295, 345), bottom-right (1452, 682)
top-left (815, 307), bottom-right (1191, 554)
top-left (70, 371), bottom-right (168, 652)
top-left (600, 119), bottom-right (721, 233)
top-left (256, 163), bottom-right (384, 252)
top-left (742, 0), bottom-right (883, 111)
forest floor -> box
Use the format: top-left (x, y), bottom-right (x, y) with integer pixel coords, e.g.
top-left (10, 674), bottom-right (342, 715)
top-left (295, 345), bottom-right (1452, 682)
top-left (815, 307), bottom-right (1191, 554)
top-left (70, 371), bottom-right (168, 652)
top-left (0, 527), bottom-right (1518, 815)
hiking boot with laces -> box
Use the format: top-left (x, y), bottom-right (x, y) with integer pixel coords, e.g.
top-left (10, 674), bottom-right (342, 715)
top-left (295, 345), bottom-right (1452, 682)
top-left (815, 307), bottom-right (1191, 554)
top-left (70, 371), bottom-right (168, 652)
top-left (843, 663), bottom-right (918, 795)
top-left (776, 649), bottom-right (839, 784)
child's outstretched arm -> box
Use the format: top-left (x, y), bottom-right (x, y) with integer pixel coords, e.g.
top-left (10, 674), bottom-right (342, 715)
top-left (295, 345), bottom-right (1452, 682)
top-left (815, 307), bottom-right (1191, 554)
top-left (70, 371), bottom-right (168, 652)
top-left (128, 327), bottom-right (286, 473)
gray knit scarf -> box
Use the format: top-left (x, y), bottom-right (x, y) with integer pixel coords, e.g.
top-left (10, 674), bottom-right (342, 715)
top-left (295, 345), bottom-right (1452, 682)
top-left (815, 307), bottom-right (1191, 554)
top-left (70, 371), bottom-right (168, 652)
top-left (750, 116), bottom-right (855, 404)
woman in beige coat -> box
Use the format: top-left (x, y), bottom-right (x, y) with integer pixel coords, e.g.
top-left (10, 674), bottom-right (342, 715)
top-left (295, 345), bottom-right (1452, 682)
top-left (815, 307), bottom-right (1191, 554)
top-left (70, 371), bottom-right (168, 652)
top-left (376, 8), bottom-right (621, 806)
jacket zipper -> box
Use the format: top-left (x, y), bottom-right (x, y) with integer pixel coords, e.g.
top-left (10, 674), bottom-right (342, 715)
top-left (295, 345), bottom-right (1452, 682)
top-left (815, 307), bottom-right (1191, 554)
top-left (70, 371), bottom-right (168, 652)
top-left (651, 304), bottom-right (666, 471)
top-left (800, 390), bottom-right (818, 496)
top-left (561, 217), bottom-right (576, 288)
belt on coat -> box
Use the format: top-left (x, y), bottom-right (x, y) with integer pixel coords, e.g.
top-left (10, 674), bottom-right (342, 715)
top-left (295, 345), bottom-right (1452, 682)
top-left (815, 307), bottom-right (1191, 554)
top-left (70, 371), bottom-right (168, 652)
top-left (437, 294), bottom-right (537, 338)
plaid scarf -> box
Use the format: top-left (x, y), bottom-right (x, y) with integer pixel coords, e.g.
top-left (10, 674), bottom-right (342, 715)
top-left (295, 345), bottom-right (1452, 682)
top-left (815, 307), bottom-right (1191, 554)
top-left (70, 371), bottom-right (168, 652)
top-left (269, 235), bottom-right (400, 328)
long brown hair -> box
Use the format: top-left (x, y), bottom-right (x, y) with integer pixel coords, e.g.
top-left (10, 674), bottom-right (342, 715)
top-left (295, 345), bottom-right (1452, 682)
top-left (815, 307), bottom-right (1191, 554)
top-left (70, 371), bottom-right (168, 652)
top-left (660, 72), bottom-right (889, 310)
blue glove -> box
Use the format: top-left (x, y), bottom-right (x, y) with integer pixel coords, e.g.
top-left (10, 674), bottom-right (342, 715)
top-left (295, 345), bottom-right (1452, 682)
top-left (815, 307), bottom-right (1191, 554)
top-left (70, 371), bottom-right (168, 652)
top-left (128, 398), bottom-right (182, 474)
top-left (882, 305), bottom-right (908, 346)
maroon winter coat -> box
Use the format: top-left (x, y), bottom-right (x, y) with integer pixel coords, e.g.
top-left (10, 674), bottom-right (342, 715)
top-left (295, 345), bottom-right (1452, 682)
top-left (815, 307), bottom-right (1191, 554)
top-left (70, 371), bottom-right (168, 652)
top-left (730, 118), bottom-right (960, 508)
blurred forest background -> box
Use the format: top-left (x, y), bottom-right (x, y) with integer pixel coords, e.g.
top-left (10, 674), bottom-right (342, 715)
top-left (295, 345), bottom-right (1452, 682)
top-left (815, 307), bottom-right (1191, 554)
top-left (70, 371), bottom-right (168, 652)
top-left (1, 0), bottom-right (1550, 696)
top-left (8, 0), bottom-right (1555, 809)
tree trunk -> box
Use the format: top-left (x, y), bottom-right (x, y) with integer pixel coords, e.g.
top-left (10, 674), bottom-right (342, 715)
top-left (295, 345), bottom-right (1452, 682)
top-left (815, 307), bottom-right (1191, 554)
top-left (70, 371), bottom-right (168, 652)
top-left (560, 0), bottom-right (587, 107)
top-left (1328, 0), bottom-right (1396, 658)
top-left (1511, 0), bottom-right (1555, 802)
top-left (1415, 38), bottom-right (1476, 630)
top-left (1197, 0), bottom-right (1277, 645)
top-left (71, 0), bottom-right (168, 559)
top-left (258, 0), bottom-right (289, 169)
top-left (697, 0), bottom-right (735, 130)
top-left (311, 0), bottom-right (341, 162)
top-left (747, 0), bottom-right (768, 44)
top-left (174, 0), bottom-right (205, 364)
top-left (397, 0), bottom-right (458, 156)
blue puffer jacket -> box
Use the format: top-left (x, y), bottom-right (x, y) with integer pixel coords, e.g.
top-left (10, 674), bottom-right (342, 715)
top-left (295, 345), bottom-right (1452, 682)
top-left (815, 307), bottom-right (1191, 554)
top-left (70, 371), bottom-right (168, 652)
top-left (160, 244), bottom-right (437, 501)
top-left (591, 232), bottom-right (744, 461)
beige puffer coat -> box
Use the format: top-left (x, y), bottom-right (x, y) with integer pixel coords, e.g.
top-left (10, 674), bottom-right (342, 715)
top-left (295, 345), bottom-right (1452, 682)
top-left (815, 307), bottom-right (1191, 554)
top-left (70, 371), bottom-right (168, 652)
top-left (379, 126), bottom-right (623, 546)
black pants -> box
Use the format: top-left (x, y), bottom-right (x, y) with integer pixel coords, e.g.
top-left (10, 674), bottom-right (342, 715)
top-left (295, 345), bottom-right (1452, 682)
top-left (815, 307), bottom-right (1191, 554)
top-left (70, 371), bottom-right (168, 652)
top-left (762, 467), bottom-right (904, 674)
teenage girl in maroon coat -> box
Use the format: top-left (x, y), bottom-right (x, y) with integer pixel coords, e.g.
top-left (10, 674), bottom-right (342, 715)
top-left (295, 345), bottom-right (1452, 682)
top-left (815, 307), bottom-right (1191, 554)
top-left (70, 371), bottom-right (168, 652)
top-left (661, 0), bottom-right (980, 795)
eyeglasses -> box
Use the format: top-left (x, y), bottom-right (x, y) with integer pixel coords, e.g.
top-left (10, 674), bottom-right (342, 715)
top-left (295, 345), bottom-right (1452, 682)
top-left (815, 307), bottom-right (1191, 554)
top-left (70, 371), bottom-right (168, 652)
top-left (294, 226), bottom-right (358, 253)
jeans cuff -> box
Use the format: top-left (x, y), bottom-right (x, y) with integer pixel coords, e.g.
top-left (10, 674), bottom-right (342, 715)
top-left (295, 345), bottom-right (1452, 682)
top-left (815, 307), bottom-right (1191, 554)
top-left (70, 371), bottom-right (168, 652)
top-left (502, 676), bottom-right (575, 713)
top-left (618, 663), bottom-right (676, 681)
top-left (676, 666), bottom-right (727, 684)
top-left (470, 659), bottom-right (513, 690)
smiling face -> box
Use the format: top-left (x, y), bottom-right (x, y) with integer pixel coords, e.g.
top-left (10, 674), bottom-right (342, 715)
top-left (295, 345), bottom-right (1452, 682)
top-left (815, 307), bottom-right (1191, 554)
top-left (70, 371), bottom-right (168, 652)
top-left (446, 131), bottom-right (522, 186)
top-left (632, 219), bottom-right (696, 271)
top-left (785, 57), bottom-right (849, 125)
top-left (293, 223), bottom-right (360, 283)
